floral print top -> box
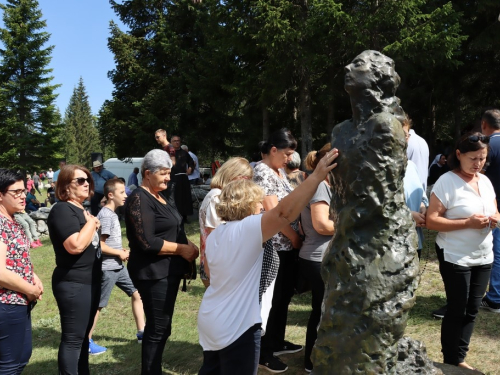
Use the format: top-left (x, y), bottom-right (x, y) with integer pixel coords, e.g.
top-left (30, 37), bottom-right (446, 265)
top-left (254, 162), bottom-right (299, 251)
top-left (0, 214), bottom-right (33, 305)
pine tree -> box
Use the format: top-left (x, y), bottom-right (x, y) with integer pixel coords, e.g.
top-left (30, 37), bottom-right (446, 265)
top-left (0, 0), bottom-right (62, 172)
top-left (64, 78), bottom-right (100, 167)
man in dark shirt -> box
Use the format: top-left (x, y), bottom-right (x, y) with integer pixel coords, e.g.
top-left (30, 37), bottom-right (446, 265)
top-left (165, 135), bottom-right (194, 224)
top-left (481, 108), bottom-right (500, 312)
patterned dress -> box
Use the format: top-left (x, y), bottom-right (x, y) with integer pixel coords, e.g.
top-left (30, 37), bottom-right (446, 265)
top-left (253, 162), bottom-right (299, 251)
top-left (0, 215), bottom-right (34, 305)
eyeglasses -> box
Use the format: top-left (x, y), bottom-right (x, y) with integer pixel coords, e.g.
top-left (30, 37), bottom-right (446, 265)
top-left (73, 177), bottom-right (90, 185)
top-left (468, 135), bottom-right (489, 143)
top-left (6, 189), bottom-right (26, 198)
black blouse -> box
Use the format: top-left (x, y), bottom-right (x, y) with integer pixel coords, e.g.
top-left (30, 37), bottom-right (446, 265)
top-left (125, 188), bottom-right (190, 280)
top-left (47, 202), bottom-right (102, 284)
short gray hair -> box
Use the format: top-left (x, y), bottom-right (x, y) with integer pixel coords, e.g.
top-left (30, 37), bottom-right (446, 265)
top-left (181, 145), bottom-right (188, 151)
top-left (286, 151), bottom-right (301, 169)
top-left (141, 149), bottom-right (173, 177)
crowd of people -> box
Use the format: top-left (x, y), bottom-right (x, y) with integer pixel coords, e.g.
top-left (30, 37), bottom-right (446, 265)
top-left (1, 109), bottom-right (500, 375)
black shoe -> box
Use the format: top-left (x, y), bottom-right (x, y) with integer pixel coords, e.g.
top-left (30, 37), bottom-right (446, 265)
top-left (259, 355), bottom-right (288, 373)
top-left (273, 340), bottom-right (303, 356)
top-left (432, 305), bottom-right (447, 319)
top-left (480, 296), bottom-right (500, 313)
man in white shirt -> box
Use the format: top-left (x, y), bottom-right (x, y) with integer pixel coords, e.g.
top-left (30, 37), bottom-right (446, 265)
top-left (46, 168), bottom-right (54, 184)
top-left (181, 144), bottom-right (200, 185)
top-left (407, 123), bottom-right (430, 191)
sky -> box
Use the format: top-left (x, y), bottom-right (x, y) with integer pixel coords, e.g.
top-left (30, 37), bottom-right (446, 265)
top-left (1, 0), bottom-right (126, 115)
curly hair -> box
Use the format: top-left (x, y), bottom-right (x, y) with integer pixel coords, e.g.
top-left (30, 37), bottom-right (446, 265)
top-left (216, 179), bottom-right (264, 222)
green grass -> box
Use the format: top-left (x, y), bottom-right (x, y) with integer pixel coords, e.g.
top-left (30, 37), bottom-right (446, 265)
top-left (25, 201), bottom-right (500, 374)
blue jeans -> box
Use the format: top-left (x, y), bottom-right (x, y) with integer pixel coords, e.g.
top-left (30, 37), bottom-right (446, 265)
top-left (485, 227), bottom-right (500, 304)
top-left (199, 324), bottom-right (261, 375)
top-left (0, 303), bottom-right (32, 375)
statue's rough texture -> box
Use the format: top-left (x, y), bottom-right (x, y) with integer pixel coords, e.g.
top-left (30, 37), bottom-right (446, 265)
top-left (312, 50), bottom-right (437, 374)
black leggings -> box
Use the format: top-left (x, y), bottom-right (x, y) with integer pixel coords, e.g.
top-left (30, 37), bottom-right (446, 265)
top-left (52, 280), bottom-right (100, 375)
top-left (436, 244), bottom-right (492, 365)
top-left (134, 275), bottom-right (182, 375)
top-left (260, 250), bottom-right (297, 355)
top-left (298, 258), bottom-right (324, 369)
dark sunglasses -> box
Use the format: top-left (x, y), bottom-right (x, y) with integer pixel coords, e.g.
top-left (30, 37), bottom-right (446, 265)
top-left (468, 135), bottom-right (489, 143)
top-left (73, 177), bottom-right (90, 185)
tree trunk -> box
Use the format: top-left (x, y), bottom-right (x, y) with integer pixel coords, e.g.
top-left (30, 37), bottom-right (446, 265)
top-left (453, 83), bottom-right (461, 141)
top-left (299, 72), bottom-right (312, 159)
top-left (327, 99), bottom-right (335, 136)
top-left (262, 105), bottom-right (270, 141)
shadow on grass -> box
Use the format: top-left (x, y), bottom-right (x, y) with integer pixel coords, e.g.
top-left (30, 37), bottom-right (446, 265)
top-left (409, 295), bottom-right (447, 323)
top-left (26, 337), bottom-right (203, 375)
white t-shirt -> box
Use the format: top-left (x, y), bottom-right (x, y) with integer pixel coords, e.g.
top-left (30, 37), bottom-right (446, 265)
top-left (198, 214), bottom-right (263, 351)
top-left (188, 151), bottom-right (200, 181)
top-left (432, 171), bottom-right (495, 266)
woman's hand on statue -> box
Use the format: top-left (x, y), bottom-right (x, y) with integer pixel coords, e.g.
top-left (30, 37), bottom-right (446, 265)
top-left (311, 149), bottom-right (339, 181)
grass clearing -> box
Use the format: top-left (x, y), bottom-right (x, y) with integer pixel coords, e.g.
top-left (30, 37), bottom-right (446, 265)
top-left (25, 202), bottom-right (500, 375)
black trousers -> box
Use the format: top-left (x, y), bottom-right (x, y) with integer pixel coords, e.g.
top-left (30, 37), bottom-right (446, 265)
top-left (199, 324), bottom-right (261, 375)
top-left (437, 244), bottom-right (492, 365)
top-left (52, 280), bottom-right (100, 375)
top-left (298, 258), bottom-right (324, 369)
top-left (260, 249), bottom-right (297, 356)
top-left (134, 275), bottom-right (182, 375)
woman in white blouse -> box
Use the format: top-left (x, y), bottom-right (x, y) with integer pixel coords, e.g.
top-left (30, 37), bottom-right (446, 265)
top-left (198, 158), bottom-right (253, 288)
top-left (427, 132), bottom-right (500, 372)
top-left (198, 149), bottom-right (338, 375)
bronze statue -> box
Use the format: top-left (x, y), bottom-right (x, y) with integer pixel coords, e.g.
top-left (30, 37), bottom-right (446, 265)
top-left (312, 51), bottom-right (438, 374)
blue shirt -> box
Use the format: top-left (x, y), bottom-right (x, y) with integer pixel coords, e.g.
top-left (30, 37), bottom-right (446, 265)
top-left (484, 133), bottom-right (500, 210)
top-left (127, 172), bottom-right (139, 187)
top-left (91, 169), bottom-right (116, 194)
top-left (53, 169), bottom-right (61, 182)
top-left (404, 160), bottom-right (428, 250)
top-left (407, 129), bottom-right (429, 191)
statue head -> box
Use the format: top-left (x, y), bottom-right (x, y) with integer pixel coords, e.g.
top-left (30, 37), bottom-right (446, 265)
top-left (344, 50), bottom-right (403, 121)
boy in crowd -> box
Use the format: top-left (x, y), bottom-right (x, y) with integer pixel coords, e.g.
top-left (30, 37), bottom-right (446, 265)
top-left (88, 179), bottom-right (145, 355)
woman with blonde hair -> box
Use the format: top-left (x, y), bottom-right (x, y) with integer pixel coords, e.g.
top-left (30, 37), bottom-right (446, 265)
top-left (199, 157), bottom-right (253, 288)
top-left (197, 149), bottom-right (338, 375)
top-left (299, 143), bottom-right (335, 372)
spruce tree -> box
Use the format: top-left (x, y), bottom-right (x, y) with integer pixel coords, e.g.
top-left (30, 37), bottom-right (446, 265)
top-left (64, 77), bottom-right (100, 167)
top-left (0, 0), bottom-right (62, 172)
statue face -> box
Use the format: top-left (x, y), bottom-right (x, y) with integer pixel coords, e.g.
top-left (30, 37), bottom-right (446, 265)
top-left (344, 51), bottom-right (399, 96)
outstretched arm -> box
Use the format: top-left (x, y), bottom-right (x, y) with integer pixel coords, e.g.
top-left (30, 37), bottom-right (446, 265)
top-left (262, 149), bottom-right (338, 242)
